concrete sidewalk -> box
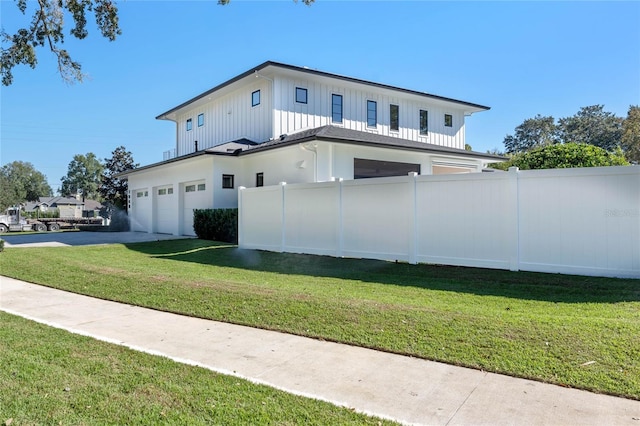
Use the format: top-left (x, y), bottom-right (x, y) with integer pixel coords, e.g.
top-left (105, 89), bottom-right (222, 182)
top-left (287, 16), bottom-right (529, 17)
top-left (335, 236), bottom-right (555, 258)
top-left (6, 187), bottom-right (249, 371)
top-left (1, 276), bottom-right (639, 425)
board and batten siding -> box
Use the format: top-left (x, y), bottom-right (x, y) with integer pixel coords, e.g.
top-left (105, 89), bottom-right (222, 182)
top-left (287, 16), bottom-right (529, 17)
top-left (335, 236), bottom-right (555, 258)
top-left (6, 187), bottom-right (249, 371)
top-left (272, 73), bottom-right (467, 150)
top-left (175, 80), bottom-right (272, 157)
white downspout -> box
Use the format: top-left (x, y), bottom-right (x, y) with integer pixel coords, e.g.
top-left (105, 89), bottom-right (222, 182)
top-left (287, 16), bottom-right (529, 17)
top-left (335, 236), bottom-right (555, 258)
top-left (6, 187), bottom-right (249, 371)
top-left (300, 142), bottom-right (318, 182)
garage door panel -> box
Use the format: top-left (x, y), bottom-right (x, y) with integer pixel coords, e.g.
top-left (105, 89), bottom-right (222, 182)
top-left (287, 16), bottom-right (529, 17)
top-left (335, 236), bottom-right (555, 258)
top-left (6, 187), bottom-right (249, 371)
top-left (182, 182), bottom-right (208, 236)
top-left (131, 189), bottom-right (150, 232)
top-left (156, 190), bottom-right (174, 234)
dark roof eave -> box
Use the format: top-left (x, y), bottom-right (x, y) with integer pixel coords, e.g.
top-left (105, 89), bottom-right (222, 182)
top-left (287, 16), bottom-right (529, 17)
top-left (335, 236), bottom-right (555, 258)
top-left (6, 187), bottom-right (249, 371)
top-left (115, 150), bottom-right (219, 179)
top-left (240, 134), bottom-right (505, 162)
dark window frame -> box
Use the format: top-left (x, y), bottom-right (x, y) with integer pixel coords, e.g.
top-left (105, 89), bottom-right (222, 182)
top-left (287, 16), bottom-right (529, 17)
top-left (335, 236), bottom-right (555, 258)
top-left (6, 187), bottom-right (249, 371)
top-left (419, 110), bottom-right (428, 135)
top-left (332, 94), bottom-right (343, 123)
top-left (252, 90), bottom-right (261, 107)
top-left (222, 174), bottom-right (235, 189)
top-left (390, 104), bottom-right (399, 131)
top-left (295, 87), bottom-right (308, 104)
top-left (367, 100), bottom-right (377, 128)
top-left (444, 114), bottom-right (453, 127)
top-left (197, 113), bottom-right (204, 127)
top-left (256, 172), bottom-right (264, 187)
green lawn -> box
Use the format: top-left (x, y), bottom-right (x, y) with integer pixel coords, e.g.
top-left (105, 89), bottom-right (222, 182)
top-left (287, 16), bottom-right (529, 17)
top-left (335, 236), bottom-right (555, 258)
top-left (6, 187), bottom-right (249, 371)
top-left (1, 238), bottom-right (638, 400)
top-left (0, 312), bottom-right (393, 425)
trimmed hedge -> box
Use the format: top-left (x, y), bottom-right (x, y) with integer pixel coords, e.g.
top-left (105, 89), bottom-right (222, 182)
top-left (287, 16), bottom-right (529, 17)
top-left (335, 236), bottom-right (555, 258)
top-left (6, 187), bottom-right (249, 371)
top-left (193, 208), bottom-right (238, 243)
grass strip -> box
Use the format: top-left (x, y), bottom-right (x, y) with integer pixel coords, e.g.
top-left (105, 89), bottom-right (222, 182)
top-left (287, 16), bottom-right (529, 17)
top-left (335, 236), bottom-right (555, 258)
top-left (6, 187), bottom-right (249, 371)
top-left (1, 238), bottom-right (638, 399)
top-left (0, 311), bottom-right (394, 425)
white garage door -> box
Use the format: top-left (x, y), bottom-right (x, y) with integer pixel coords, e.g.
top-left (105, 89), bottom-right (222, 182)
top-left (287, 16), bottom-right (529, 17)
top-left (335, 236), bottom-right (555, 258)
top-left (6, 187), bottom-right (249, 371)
top-left (183, 181), bottom-right (208, 236)
top-left (131, 189), bottom-right (150, 232)
top-left (156, 186), bottom-right (175, 234)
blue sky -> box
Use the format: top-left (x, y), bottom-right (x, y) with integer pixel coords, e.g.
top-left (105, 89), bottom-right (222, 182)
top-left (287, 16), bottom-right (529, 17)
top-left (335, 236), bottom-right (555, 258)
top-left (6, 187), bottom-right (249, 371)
top-left (2, 1), bottom-right (639, 193)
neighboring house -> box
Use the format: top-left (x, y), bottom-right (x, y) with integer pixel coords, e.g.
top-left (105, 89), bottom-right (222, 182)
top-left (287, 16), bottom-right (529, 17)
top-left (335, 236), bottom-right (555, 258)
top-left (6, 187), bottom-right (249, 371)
top-left (120, 61), bottom-right (504, 236)
top-left (24, 197), bottom-right (103, 218)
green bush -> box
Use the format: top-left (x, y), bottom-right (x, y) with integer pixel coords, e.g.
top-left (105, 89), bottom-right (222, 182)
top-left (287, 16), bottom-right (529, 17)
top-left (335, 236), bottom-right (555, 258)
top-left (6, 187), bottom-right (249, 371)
top-left (490, 143), bottom-right (629, 170)
top-left (193, 208), bottom-right (238, 243)
top-left (0, 239), bottom-right (4, 253)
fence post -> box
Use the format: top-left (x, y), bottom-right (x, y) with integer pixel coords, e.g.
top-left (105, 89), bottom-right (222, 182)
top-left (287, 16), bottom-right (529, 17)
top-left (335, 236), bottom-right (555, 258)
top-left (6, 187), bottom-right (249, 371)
top-left (280, 182), bottom-right (287, 253)
top-left (408, 172), bottom-right (418, 265)
top-left (238, 186), bottom-right (246, 248)
top-left (333, 178), bottom-right (344, 258)
top-left (508, 167), bottom-right (520, 271)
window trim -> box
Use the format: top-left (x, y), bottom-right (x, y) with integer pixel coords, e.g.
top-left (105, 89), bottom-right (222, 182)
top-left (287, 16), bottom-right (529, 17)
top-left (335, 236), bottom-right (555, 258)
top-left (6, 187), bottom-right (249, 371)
top-left (222, 174), bottom-right (235, 189)
top-left (197, 113), bottom-right (204, 127)
top-left (444, 113), bottom-right (453, 127)
top-left (295, 87), bottom-right (308, 104)
top-left (419, 110), bottom-right (428, 136)
top-left (252, 90), bottom-right (261, 107)
top-left (367, 100), bottom-right (377, 128)
top-left (332, 93), bottom-right (343, 124)
top-left (390, 104), bottom-right (399, 132)
top-left (186, 118), bottom-right (192, 131)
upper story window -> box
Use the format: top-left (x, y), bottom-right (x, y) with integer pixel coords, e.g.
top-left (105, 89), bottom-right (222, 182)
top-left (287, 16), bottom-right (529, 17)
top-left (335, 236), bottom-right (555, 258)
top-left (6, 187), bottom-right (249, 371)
top-left (444, 114), bottom-right (453, 127)
top-left (197, 113), bottom-right (204, 127)
top-left (296, 87), bottom-right (308, 104)
top-left (252, 90), bottom-right (260, 107)
top-left (419, 110), bottom-right (428, 135)
top-left (390, 104), bottom-right (399, 131)
top-left (186, 118), bottom-right (192, 131)
top-left (367, 100), bottom-right (377, 128)
top-left (332, 94), bottom-right (343, 123)
top-left (256, 172), bottom-right (264, 187)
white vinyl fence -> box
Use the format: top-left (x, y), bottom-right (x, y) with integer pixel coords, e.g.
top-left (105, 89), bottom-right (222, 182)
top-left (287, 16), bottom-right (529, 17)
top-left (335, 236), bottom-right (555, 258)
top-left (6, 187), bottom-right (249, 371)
top-left (238, 166), bottom-right (640, 278)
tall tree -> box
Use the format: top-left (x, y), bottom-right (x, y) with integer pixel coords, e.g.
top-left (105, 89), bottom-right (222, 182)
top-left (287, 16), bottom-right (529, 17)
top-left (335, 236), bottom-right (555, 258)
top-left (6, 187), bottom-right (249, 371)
top-left (557, 105), bottom-right (623, 151)
top-left (503, 115), bottom-right (557, 154)
top-left (1, 0), bottom-right (121, 86)
top-left (0, 161), bottom-right (52, 210)
top-left (621, 105), bottom-right (640, 164)
top-left (99, 146), bottom-right (137, 212)
top-left (60, 153), bottom-right (103, 202)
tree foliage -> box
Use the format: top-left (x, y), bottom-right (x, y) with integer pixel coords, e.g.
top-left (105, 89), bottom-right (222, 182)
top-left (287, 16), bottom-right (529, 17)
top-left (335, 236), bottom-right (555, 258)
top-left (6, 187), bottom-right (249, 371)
top-left (503, 105), bottom-right (639, 163)
top-left (2, 0), bottom-right (314, 86)
top-left (621, 105), bottom-right (640, 164)
top-left (503, 115), bottom-right (557, 154)
top-left (60, 152), bottom-right (103, 201)
top-left (0, 161), bottom-right (52, 210)
top-left (1, 0), bottom-right (121, 86)
top-left (99, 146), bottom-right (137, 212)
top-left (556, 105), bottom-right (623, 151)
top-left (491, 143), bottom-right (629, 171)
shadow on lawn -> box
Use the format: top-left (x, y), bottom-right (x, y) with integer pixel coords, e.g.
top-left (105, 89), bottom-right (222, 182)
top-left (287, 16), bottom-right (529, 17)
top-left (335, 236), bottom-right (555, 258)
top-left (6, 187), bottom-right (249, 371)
top-left (124, 239), bottom-right (640, 304)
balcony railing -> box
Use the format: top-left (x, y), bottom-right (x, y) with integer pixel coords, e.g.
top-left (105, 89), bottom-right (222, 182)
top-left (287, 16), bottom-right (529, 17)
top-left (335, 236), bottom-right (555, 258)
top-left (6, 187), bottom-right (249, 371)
top-left (163, 149), bottom-right (176, 161)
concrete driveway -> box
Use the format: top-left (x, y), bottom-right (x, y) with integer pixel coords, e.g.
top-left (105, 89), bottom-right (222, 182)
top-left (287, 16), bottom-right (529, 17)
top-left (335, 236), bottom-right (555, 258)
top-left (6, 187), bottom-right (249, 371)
top-left (0, 231), bottom-right (190, 248)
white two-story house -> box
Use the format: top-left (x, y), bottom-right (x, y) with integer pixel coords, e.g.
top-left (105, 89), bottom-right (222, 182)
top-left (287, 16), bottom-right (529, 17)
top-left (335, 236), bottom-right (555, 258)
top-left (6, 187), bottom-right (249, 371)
top-left (121, 61), bottom-right (503, 236)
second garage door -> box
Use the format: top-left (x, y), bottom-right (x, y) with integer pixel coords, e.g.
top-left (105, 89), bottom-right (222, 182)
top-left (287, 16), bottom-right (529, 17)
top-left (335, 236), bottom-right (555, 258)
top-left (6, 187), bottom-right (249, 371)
top-left (156, 185), bottom-right (175, 234)
top-left (182, 181), bottom-right (208, 236)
